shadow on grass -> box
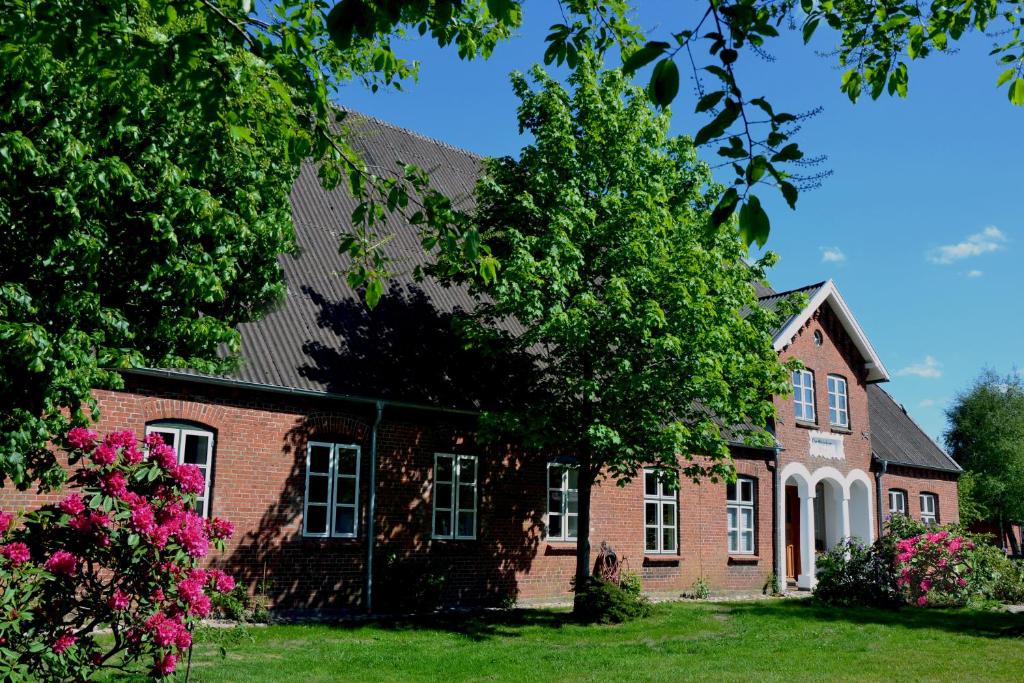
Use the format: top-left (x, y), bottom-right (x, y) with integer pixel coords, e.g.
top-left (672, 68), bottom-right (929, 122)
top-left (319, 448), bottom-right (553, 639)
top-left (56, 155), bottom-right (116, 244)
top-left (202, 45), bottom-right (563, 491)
top-left (723, 599), bottom-right (1024, 640)
top-left (318, 607), bottom-right (574, 642)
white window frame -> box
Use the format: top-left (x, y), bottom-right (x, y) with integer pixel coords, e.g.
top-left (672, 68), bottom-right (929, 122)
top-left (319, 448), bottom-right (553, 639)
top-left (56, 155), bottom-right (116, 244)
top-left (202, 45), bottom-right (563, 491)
top-left (643, 470), bottom-right (678, 555)
top-left (888, 489), bottom-right (907, 516)
top-left (432, 453), bottom-right (478, 540)
top-left (920, 493), bottom-right (938, 525)
top-left (727, 477), bottom-right (756, 555)
top-left (302, 441), bottom-right (361, 539)
top-left (145, 423), bottom-right (214, 518)
top-left (793, 369), bottom-right (816, 423)
top-left (827, 375), bottom-right (849, 428)
top-left (546, 462), bottom-right (579, 542)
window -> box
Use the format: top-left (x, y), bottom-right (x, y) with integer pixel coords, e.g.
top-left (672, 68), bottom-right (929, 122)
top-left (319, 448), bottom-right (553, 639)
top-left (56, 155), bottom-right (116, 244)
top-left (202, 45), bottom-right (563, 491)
top-left (432, 454), bottom-right (478, 540)
top-left (145, 423), bottom-right (214, 517)
top-left (888, 489), bottom-right (907, 516)
top-left (546, 463), bottom-right (579, 541)
top-left (793, 369), bottom-right (816, 422)
top-left (302, 441), bottom-right (361, 538)
top-left (827, 375), bottom-right (849, 428)
top-left (920, 493), bottom-right (938, 525)
top-left (727, 478), bottom-right (756, 554)
top-left (643, 470), bottom-right (678, 554)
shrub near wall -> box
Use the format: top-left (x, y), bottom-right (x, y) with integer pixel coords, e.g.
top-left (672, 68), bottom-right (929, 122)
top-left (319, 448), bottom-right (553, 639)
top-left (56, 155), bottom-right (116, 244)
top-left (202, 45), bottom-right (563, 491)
top-left (0, 429), bottom-right (236, 680)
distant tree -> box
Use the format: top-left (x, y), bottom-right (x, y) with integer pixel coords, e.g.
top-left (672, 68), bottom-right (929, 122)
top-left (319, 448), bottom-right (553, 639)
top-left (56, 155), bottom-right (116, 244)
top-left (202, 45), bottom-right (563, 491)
top-left (945, 369), bottom-right (1024, 554)
top-left (0, 0), bottom-right (519, 489)
top-left (454, 54), bottom-right (794, 607)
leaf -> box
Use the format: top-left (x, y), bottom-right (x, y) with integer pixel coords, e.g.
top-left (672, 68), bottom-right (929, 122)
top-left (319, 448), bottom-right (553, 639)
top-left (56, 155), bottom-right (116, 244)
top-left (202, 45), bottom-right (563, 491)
top-left (710, 187), bottom-right (740, 228)
top-left (695, 100), bottom-right (739, 145)
top-left (779, 181), bottom-right (798, 210)
top-left (802, 18), bottom-right (819, 44)
top-left (695, 91), bottom-right (726, 113)
top-left (1010, 78), bottom-right (1024, 106)
top-left (365, 278), bottom-right (384, 309)
top-left (647, 58), bottom-right (680, 107)
top-left (738, 195), bottom-right (771, 248)
top-left (228, 125), bottom-right (254, 143)
top-left (996, 68), bottom-right (1015, 87)
top-left (622, 41), bottom-right (669, 75)
top-left (770, 143), bottom-right (803, 163)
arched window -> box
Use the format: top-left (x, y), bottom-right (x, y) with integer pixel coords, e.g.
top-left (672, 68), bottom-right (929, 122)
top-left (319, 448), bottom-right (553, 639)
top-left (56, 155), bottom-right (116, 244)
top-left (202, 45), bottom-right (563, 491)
top-left (920, 492), bottom-right (939, 525)
top-left (145, 421), bottom-right (214, 517)
top-left (792, 369), bottom-right (816, 423)
top-left (888, 488), bottom-right (908, 516)
top-left (827, 375), bottom-right (849, 428)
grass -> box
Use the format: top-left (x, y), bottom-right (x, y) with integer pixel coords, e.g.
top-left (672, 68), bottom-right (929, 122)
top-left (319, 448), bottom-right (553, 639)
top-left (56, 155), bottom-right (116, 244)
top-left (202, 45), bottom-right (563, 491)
top-left (101, 599), bottom-right (1024, 682)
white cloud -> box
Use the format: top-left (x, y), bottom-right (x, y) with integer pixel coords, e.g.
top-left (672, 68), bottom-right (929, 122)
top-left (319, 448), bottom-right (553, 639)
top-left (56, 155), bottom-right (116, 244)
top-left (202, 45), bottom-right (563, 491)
top-left (928, 226), bottom-right (1007, 265)
top-left (918, 399), bottom-right (937, 408)
top-left (820, 246), bottom-right (846, 263)
top-left (896, 355), bottom-right (943, 379)
top-left (966, 269), bottom-right (984, 278)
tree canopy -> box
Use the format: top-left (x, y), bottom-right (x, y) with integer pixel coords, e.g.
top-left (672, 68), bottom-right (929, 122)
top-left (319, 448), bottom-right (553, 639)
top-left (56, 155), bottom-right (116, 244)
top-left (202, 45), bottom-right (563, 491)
top-left (945, 369), bottom-right (1024, 549)
top-left (455, 55), bottom-right (795, 593)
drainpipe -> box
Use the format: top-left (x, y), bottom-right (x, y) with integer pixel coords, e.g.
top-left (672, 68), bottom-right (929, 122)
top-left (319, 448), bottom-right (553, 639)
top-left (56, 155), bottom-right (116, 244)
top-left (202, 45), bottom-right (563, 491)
top-left (771, 446), bottom-right (782, 593)
top-left (364, 401), bottom-right (384, 613)
top-left (874, 459), bottom-right (888, 539)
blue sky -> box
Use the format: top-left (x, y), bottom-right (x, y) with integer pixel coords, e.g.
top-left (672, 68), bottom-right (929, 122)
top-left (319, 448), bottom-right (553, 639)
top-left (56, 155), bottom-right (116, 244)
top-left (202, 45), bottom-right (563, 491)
top-left (338, 1), bottom-right (1022, 443)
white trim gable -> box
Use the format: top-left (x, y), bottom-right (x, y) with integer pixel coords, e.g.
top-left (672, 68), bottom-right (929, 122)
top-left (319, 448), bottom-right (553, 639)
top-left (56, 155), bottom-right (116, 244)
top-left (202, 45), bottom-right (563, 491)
top-left (771, 279), bottom-right (890, 382)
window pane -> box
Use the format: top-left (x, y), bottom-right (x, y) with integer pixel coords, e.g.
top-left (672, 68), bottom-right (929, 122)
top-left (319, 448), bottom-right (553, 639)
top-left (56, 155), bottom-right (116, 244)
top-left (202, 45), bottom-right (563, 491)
top-left (645, 502), bottom-right (658, 525)
top-left (566, 490), bottom-right (578, 514)
top-left (644, 471), bottom-right (658, 496)
top-left (548, 513), bottom-right (562, 538)
top-left (309, 445), bottom-right (331, 474)
top-left (645, 527), bottom-right (658, 552)
top-left (305, 506), bottom-right (327, 535)
top-left (308, 476), bottom-right (329, 504)
top-left (182, 434), bottom-right (209, 466)
top-left (741, 480), bottom-right (753, 503)
top-left (195, 498), bottom-right (208, 518)
top-left (457, 511), bottom-right (474, 537)
top-left (435, 483), bottom-right (452, 510)
top-left (742, 531), bottom-right (754, 553)
top-left (662, 502), bottom-right (676, 527)
top-left (152, 430), bottom-right (176, 448)
top-left (662, 527), bottom-right (676, 552)
top-left (567, 468), bottom-right (578, 490)
top-left (458, 457), bottom-right (476, 484)
top-left (549, 465), bottom-right (563, 489)
top-left (728, 530), bottom-right (738, 553)
top-left (337, 448), bottom-right (357, 475)
top-left (741, 507), bottom-right (754, 530)
top-left (458, 484), bottom-right (475, 511)
top-left (567, 515), bottom-right (578, 539)
top-left (726, 482), bottom-right (736, 502)
top-left (727, 507), bottom-right (737, 531)
top-left (434, 510), bottom-right (451, 537)
top-left (336, 477), bottom-right (356, 505)
top-left (334, 506), bottom-right (355, 535)
top-left (436, 456), bottom-right (453, 483)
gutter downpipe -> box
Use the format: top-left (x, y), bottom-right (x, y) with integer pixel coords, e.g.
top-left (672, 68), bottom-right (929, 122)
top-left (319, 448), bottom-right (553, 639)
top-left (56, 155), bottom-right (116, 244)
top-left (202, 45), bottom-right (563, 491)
top-left (365, 401), bottom-right (384, 613)
top-left (875, 459), bottom-right (888, 539)
top-left (771, 446), bottom-right (782, 594)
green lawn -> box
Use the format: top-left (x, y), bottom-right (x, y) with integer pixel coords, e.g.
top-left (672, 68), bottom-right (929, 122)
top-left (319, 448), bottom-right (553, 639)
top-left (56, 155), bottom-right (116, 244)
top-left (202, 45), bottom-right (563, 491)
top-left (107, 600), bottom-right (1024, 682)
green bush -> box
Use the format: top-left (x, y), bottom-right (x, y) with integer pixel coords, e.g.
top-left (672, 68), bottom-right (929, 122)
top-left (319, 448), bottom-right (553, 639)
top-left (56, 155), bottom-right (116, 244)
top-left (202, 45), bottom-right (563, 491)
top-left (815, 538), bottom-right (901, 608)
top-left (573, 573), bottom-right (652, 624)
top-left (210, 583), bottom-right (271, 623)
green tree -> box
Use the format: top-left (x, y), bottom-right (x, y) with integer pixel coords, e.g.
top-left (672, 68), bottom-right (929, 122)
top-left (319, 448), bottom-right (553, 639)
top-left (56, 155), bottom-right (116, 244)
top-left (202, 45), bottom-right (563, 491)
top-left (945, 369), bottom-right (1024, 554)
top-left (0, 0), bottom-right (520, 489)
top-left (454, 55), bottom-right (794, 602)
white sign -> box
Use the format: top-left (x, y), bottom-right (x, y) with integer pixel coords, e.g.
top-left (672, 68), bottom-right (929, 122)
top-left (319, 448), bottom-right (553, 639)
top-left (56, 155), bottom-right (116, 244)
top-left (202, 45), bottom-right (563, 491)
top-left (809, 430), bottom-right (845, 460)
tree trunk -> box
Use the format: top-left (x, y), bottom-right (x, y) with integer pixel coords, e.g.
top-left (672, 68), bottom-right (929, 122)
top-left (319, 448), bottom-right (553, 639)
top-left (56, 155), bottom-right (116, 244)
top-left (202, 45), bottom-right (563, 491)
top-left (1008, 523), bottom-right (1022, 557)
top-left (573, 454), bottom-right (594, 611)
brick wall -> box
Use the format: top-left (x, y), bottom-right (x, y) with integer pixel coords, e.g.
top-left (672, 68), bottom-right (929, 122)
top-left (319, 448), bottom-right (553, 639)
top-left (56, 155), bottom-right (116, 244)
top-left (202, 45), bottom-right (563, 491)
top-left (880, 466), bottom-right (960, 526)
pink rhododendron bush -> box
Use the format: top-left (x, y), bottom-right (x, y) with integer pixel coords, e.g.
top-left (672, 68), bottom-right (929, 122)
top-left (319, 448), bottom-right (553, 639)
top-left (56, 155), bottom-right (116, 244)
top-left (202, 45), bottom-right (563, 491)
top-left (893, 530), bottom-right (974, 607)
top-left (0, 429), bottom-right (235, 680)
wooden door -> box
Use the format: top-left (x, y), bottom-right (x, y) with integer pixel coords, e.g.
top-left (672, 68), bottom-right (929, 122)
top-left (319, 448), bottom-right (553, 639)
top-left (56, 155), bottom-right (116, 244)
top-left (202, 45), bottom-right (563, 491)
top-left (785, 485), bottom-right (801, 580)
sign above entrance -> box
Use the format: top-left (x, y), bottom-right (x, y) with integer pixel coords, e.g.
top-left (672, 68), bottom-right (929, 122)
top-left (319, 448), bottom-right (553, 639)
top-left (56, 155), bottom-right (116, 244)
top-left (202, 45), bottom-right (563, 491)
top-left (808, 430), bottom-right (845, 460)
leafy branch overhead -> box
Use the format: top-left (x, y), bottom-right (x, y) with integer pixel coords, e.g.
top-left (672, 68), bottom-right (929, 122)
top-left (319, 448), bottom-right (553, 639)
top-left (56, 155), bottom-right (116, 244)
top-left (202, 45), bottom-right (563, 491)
top-left (545, 0), bottom-right (1024, 246)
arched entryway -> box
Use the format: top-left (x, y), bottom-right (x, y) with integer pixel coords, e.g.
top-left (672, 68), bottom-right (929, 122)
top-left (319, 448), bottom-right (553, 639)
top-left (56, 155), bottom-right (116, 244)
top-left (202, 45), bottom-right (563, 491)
top-left (778, 464), bottom-right (875, 590)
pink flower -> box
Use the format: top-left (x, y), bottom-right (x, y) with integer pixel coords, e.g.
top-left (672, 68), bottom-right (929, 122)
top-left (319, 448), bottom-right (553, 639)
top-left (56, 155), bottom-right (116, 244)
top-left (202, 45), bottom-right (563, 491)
top-left (0, 542), bottom-right (30, 566)
top-left (173, 464), bottom-right (205, 495)
top-left (208, 569), bottom-right (236, 594)
top-left (144, 432), bottom-right (165, 447)
top-left (44, 550), bottom-right (78, 576)
top-left (937, 558), bottom-right (948, 568)
top-left (176, 511), bottom-right (209, 558)
top-left (100, 471), bottom-right (128, 498)
top-left (151, 444), bottom-right (178, 470)
top-left (130, 504), bottom-right (157, 535)
top-left (156, 652), bottom-right (178, 676)
top-left (897, 551), bottom-right (913, 563)
top-left (917, 595), bottom-right (928, 607)
top-left (108, 589), bottom-right (131, 611)
top-left (52, 631), bottom-right (77, 654)
top-left (145, 612), bottom-right (182, 647)
top-left (957, 577), bottom-right (968, 587)
top-left (190, 593), bottom-right (212, 617)
top-left (104, 430), bottom-right (135, 449)
top-left (0, 510), bottom-right (13, 533)
top-left (206, 517), bottom-right (234, 540)
top-left (920, 579), bottom-right (932, 592)
top-left (151, 588), bottom-right (165, 603)
top-left (177, 575), bottom-right (207, 605)
top-left (948, 538), bottom-right (962, 553)
top-left (123, 444), bottom-right (144, 465)
top-left (91, 443), bottom-right (118, 467)
top-left (68, 511), bottom-right (109, 533)
top-left (175, 627), bottom-right (192, 649)
top-left (59, 494), bottom-right (86, 516)
top-left (67, 427), bottom-right (99, 452)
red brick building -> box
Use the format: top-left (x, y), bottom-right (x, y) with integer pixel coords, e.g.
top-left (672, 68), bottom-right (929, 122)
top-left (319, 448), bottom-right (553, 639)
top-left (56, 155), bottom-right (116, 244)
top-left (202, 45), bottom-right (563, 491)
top-left (0, 114), bottom-right (960, 611)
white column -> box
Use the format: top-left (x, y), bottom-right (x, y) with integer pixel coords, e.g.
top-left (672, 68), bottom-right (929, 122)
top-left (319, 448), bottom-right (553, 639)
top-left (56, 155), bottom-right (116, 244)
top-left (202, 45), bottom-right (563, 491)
top-left (776, 485), bottom-right (787, 595)
top-left (841, 495), bottom-right (851, 541)
top-left (798, 493), bottom-right (816, 590)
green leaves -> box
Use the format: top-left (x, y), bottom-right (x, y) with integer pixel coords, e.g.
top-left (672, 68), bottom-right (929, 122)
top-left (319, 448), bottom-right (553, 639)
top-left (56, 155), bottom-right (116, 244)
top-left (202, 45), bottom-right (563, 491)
top-left (738, 195), bottom-right (770, 248)
top-left (1010, 78), bottom-right (1024, 106)
top-left (622, 41), bottom-right (669, 74)
top-left (694, 99), bottom-right (740, 145)
top-left (647, 58), bottom-right (679, 107)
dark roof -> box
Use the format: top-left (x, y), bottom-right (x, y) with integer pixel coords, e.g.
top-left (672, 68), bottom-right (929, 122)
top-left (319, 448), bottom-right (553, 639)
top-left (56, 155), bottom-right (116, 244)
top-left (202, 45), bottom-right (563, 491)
top-left (868, 384), bottom-right (961, 473)
top-left (755, 281), bottom-right (826, 337)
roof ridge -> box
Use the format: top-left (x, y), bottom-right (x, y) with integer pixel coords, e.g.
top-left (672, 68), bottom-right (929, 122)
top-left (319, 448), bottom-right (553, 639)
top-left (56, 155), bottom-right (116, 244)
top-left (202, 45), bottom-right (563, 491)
top-left (336, 105), bottom-right (486, 161)
top-left (757, 280), bottom-right (828, 300)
